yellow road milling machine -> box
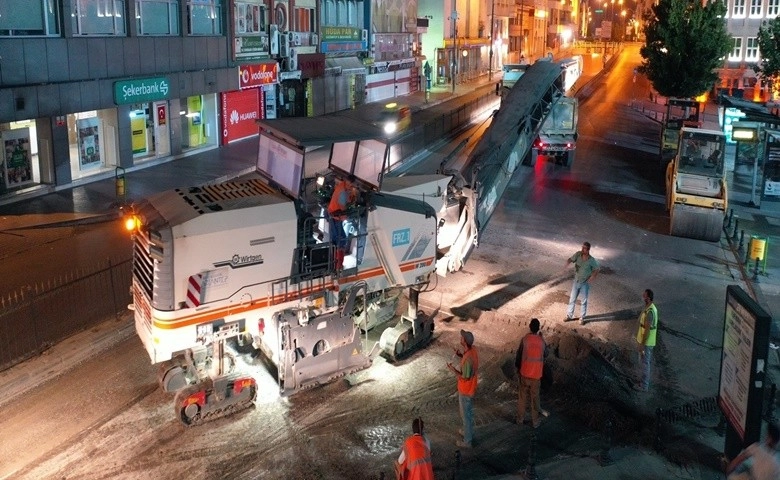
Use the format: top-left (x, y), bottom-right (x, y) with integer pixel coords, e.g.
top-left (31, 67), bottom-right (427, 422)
top-left (665, 127), bottom-right (727, 242)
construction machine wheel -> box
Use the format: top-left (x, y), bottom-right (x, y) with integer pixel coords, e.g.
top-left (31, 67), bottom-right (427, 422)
top-left (669, 204), bottom-right (723, 242)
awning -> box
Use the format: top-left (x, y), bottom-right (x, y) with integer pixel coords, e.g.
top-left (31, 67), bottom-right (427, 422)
top-left (325, 56), bottom-right (367, 74)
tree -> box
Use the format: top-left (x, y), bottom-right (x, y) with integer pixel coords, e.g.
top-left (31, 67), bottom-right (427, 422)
top-left (639, 0), bottom-right (730, 98)
top-left (756, 17), bottom-right (780, 100)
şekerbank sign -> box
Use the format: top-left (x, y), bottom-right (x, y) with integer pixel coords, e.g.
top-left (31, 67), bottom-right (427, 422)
top-left (114, 77), bottom-right (171, 105)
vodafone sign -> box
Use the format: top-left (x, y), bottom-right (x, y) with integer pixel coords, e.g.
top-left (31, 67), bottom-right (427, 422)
top-left (239, 62), bottom-right (278, 89)
top-left (221, 89), bottom-right (263, 144)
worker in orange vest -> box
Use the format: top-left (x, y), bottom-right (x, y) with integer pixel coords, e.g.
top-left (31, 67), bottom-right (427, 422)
top-left (395, 417), bottom-right (434, 480)
top-left (447, 329), bottom-right (479, 448)
top-left (515, 318), bottom-right (548, 428)
top-left (327, 175), bottom-right (358, 267)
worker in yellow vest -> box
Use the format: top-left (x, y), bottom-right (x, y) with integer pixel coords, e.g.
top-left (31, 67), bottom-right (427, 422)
top-left (634, 289), bottom-right (658, 392)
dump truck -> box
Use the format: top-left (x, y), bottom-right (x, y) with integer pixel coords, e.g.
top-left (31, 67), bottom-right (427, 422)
top-left (530, 96), bottom-right (578, 167)
top-left (665, 127), bottom-right (727, 242)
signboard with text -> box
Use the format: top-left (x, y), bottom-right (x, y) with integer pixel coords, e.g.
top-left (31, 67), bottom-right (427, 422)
top-left (719, 285), bottom-right (771, 458)
top-left (239, 62), bottom-right (278, 89)
top-left (221, 89), bottom-right (262, 144)
top-left (321, 26), bottom-right (366, 54)
top-left (114, 77), bottom-right (170, 105)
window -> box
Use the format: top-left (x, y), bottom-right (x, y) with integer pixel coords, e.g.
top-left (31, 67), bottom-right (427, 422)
top-left (746, 37), bottom-right (759, 60)
top-left (295, 7), bottom-right (315, 32)
top-left (769, 0), bottom-right (779, 16)
top-left (137, 0), bottom-right (180, 35)
top-left (72, 0), bottom-right (127, 35)
top-left (187, 0), bottom-right (223, 35)
top-left (730, 37), bottom-right (743, 60)
top-left (0, 0), bottom-right (60, 36)
top-left (324, 0), bottom-right (336, 25)
top-left (322, 0), bottom-right (358, 26)
top-left (235, 1), bottom-right (266, 34)
top-left (750, 0), bottom-right (762, 16)
top-left (733, 0), bottom-right (746, 16)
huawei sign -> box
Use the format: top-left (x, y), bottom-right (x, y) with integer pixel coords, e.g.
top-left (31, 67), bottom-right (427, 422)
top-left (239, 62), bottom-right (278, 89)
top-left (221, 89), bottom-right (262, 144)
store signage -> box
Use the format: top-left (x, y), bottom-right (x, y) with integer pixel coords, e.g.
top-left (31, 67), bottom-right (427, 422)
top-left (321, 41), bottom-right (367, 53)
top-left (114, 77), bottom-right (170, 105)
top-left (321, 27), bottom-right (362, 42)
top-left (221, 89), bottom-right (262, 144)
top-left (239, 63), bottom-right (278, 89)
top-left (298, 53), bottom-right (325, 79)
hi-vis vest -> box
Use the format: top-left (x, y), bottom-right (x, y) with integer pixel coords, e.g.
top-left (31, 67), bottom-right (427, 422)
top-left (457, 347), bottom-right (479, 397)
top-left (328, 179), bottom-right (353, 220)
top-left (400, 434), bottom-right (434, 480)
top-left (519, 334), bottom-right (545, 380)
top-left (636, 303), bottom-right (658, 347)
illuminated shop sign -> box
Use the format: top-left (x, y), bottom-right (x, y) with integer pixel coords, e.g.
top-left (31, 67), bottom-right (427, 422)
top-left (114, 77), bottom-right (171, 105)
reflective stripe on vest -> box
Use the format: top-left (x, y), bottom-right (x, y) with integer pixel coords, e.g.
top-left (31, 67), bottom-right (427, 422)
top-left (457, 347), bottom-right (479, 396)
top-left (636, 303), bottom-right (658, 347)
top-left (519, 334), bottom-right (545, 379)
top-left (402, 434), bottom-right (434, 480)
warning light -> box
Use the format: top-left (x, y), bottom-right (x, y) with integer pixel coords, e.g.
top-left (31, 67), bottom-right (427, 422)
top-left (124, 215), bottom-right (140, 232)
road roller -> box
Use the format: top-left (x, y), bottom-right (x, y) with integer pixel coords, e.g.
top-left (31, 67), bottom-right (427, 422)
top-left (665, 127), bottom-right (727, 242)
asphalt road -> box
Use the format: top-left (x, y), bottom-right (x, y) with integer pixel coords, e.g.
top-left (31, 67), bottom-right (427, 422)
top-left (0, 46), bottom-right (745, 480)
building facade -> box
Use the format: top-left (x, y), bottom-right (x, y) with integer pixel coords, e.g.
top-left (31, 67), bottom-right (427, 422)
top-left (0, 0), bottom-right (576, 203)
top-left (721, 0), bottom-right (780, 102)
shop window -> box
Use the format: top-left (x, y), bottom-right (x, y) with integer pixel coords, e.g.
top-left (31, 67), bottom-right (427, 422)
top-left (137, 0), bottom-right (180, 35)
top-left (67, 109), bottom-right (119, 181)
top-left (0, 122), bottom-right (38, 193)
top-left (187, 0), bottom-right (223, 35)
top-left (180, 95), bottom-right (217, 150)
top-left (71, 0), bottom-right (127, 36)
top-left (0, 0), bottom-right (60, 36)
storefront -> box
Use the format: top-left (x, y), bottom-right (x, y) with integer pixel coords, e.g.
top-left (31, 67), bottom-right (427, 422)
top-left (115, 77), bottom-right (218, 162)
top-left (221, 62), bottom-right (279, 144)
top-left (0, 121), bottom-right (39, 194)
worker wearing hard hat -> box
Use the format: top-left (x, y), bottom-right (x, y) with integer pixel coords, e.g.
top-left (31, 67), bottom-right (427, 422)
top-left (447, 329), bottom-right (479, 448)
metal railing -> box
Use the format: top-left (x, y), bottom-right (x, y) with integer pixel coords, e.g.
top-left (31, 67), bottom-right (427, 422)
top-left (0, 256), bottom-right (132, 372)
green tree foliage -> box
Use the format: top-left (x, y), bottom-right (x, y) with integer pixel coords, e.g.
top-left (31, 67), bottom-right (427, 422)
top-left (756, 17), bottom-right (780, 95)
top-left (639, 0), bottom-right (730, 98)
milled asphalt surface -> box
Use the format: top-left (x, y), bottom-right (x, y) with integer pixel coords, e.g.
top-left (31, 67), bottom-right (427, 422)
top-left (0, 45), bottom-right (778, 479)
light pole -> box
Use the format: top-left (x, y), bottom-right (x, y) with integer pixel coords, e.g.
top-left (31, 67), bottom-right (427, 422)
top-left (489, 0), bottom-right (495, 81)
top-left (451, 6), bottom-right (458, 93)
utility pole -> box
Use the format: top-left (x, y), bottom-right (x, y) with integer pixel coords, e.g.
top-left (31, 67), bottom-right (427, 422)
top-left (452, 3), bottom-right (458, 93)
top-left (519, 0), bottom-right (525, 60)
top-left (489, 0), bottom-right (495, 81)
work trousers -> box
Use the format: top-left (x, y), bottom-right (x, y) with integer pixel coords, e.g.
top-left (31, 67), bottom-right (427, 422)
top-left (458, 393), bottom-right (475, 445)
top-left (517, 376), bottom-right (541, 426)
top-left (567, 279), bottom-right (590, 319)
top-left (637, 345), bottom-right (653, 390)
